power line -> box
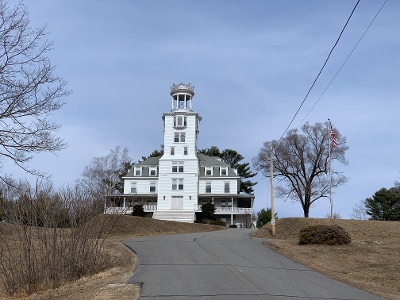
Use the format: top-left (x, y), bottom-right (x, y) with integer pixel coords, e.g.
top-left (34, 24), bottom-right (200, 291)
top-left (298, 0), bottom-right (388, 127)
top-left (279, 0), bottom-right (360, 140)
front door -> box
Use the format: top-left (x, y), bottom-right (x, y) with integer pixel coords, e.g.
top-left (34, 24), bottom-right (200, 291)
top-left (171, 196), bottom-right (183, 210)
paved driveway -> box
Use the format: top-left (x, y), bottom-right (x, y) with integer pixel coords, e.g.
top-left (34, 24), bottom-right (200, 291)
top-left (124, 229), bottom-right (383, 300)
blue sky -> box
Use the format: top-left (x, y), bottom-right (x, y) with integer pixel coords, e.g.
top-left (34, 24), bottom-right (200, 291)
top-left (8, 0), bottom-right (399, 218)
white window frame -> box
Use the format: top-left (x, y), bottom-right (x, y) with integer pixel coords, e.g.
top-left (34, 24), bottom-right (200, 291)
top-left (224, 182), bottom-right (230, 193)
top-left (134, 167), bottom-right (142, 176)
top-left (149, 182), bottom-right (157, 193)
top-left (174, 132), bottom-right (186, 143)
top-left (220, 167), bottom-right (228, 176)
top-left (131, 182), bottom-right (137, 194)
top-left (205, 182), bottom-right (212, 193)
top-left (172, 178), bottom-right (184, 191)
top-left (172, 162), bottom-right (184, 173)
top-left (149, 167), bottom-right (157, 176)
top-left (205, 166), bottom-right (213, 176)
top-left (174, 115), bottom-right (187, 128)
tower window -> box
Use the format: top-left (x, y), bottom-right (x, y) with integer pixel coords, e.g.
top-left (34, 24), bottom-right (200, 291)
top-left (172, 179), bottom-right (184, 190)
top-left (170, 147), bottom-right (175, 155)
top-left (174, 116), bottom-right (187, 128)
top-left (172, 162), bottom-right (184, 173)
top-left (174, 132), bottom-right (185, 143)
top-left (184, 147), bottom-right (188, 155)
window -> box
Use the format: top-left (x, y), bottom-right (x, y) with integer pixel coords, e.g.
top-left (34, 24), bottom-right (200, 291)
top-left (220, 167), bottom-right (228, 176)
top-left (174, 132), bottom-right (185, 143)
top-left (172, 179), bottom-right (184, 190)
top-left (170, 146), bottom-right (175, 155)
top-left (184, 146), bottom-right (188, 155)
top-left (174, 115), bottom-right (187, 128)
top-left (224, 182), bottom-right (230, 193)
top-left (205, 166), bottom-right (213, 176)
top-left (134, 167), bottom-right (142, 176)
top-left (149, 167), bottom-right (157, 176)
top-left (221, 200), bottom-right (226, 207)
top-left (131, 182), bottom-right (137, 194)
top-left (149, 182), bottom-right (156, 193)
top-left (205, 182), bottom-right (212, 193)
top-left (172, 162), bottom-right (184, 173)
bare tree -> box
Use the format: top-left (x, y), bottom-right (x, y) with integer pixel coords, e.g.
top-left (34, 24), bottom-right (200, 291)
top-left (253, 122), bottom-right (348, 218)
top-left (351, 199), bottom-right (368, 220)
top-left (0, 0), bottom-right (69, 177)
top-left (80, 146), bottom-right (132, 207)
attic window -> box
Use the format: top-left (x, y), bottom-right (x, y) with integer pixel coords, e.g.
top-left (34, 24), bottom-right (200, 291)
top-left (220, 167), bottom-right (228, 176)
top-left (205, 166), bottom-right (213, 176)
top-left (134, 167), bottom-right (142, 176)
top-left (149, 167), bottom-right (157, 176)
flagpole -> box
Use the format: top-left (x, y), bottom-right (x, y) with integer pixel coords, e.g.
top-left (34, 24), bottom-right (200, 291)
top-left (328, 118), bottom-right (333, 219)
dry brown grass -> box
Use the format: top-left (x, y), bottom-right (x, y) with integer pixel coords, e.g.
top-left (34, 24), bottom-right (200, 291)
top-left (253, 218), bottom-right (400, 300)
top-left (3, 216), bottom-right (397, 299)
top-left (0, 215), bottom-right (223, 300)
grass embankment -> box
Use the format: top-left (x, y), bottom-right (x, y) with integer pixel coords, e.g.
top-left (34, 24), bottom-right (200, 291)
top-left (253, 218), bottom-right (400, 300)
top-left (0, 215), bottom-right (223, 300)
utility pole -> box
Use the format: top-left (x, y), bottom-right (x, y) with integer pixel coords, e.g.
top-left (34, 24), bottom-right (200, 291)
top-left (270, 144), bottom-right (276, 236)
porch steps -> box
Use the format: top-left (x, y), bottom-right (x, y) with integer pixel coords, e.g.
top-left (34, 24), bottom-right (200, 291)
top-left (153, 210), bottom-right (195, 223)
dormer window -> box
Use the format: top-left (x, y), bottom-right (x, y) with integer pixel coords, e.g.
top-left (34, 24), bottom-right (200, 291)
top-left (149, 167), bottom-right (157, 176)
top-left (134, 167), bottom-right (142, 176)
top-left (220, 167), bottom-right (228, 176)
top-left (205, 166), bottom-right (213, 176)
top-left (174, 115), bottom-right (187, 128)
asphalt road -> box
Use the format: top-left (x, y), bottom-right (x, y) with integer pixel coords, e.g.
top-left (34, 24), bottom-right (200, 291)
top-left (124, 229), bottom-right (383, 300)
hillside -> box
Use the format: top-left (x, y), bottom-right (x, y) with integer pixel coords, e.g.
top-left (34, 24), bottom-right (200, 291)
top-left (254, 218), bottom-right (400, 300)
top-left (253, 217), bottom-right (400, 241)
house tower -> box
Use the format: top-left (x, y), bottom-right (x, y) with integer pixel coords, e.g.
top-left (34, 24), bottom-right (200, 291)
top-left (153, 83), bottom-right (201, 222)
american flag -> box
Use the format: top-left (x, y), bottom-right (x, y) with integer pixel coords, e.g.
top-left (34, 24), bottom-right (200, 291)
top-left (330, 130), bottom-right (338, 148)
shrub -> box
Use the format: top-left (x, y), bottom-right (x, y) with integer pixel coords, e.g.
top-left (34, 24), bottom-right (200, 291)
top-left (212, 220), bottom-right (227, 227)
top-left (132, 204), bottom-right (146, 217)
top-left (299, 225), bottom-right (351, 245)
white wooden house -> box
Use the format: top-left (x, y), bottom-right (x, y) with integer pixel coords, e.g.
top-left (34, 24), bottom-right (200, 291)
top-left (107, 83), bottom-right (254, 224)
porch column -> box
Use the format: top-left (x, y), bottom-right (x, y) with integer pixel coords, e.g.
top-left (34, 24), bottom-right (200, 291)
top-left (123, 197), bottom-right (126, 208)
top-left (231, 197), bottom-right (234, 225)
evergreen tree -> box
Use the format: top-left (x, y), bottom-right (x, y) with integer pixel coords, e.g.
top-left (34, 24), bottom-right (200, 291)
top-left (199, 147), bottom-right (257, 194)
top-left (365, 187), bottom-right (400, 221)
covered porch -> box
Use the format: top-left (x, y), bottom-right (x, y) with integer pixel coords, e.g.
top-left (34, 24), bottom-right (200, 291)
top-left (196, 194), bottom-right (254, 226)
top-left (105, 194), bottom-right (158, 215)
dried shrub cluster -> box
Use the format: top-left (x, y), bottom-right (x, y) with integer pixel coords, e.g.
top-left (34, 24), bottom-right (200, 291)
top-left (0, 180), bottom-right (121, 296)
top-left (298, 225), bottom-right (351, 245)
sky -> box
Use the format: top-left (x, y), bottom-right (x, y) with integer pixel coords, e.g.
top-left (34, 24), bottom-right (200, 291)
top-left (6, 0), bottom-right (399, 219)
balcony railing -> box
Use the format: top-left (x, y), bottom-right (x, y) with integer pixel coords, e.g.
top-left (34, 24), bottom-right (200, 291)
top-left (105, 204), bottom-right (157, 214)
top-left (105, 205), bottom-right (252, 215)
top-left (194, 205), bottom-right (252, 214)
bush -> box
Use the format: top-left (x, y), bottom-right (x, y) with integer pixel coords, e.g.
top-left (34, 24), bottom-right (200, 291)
top-left (212, 220), bottom-right (227, 227)
top-left (299, 225), bottom-right (351, 245)
top-left (132, 204), bottom-right (146, 217)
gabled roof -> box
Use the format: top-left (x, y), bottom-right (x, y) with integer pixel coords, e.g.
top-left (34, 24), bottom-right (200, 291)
top-left (124, 156), bottom-right (161, 177)
top-left (198, 153), bottom-right (238, 178)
